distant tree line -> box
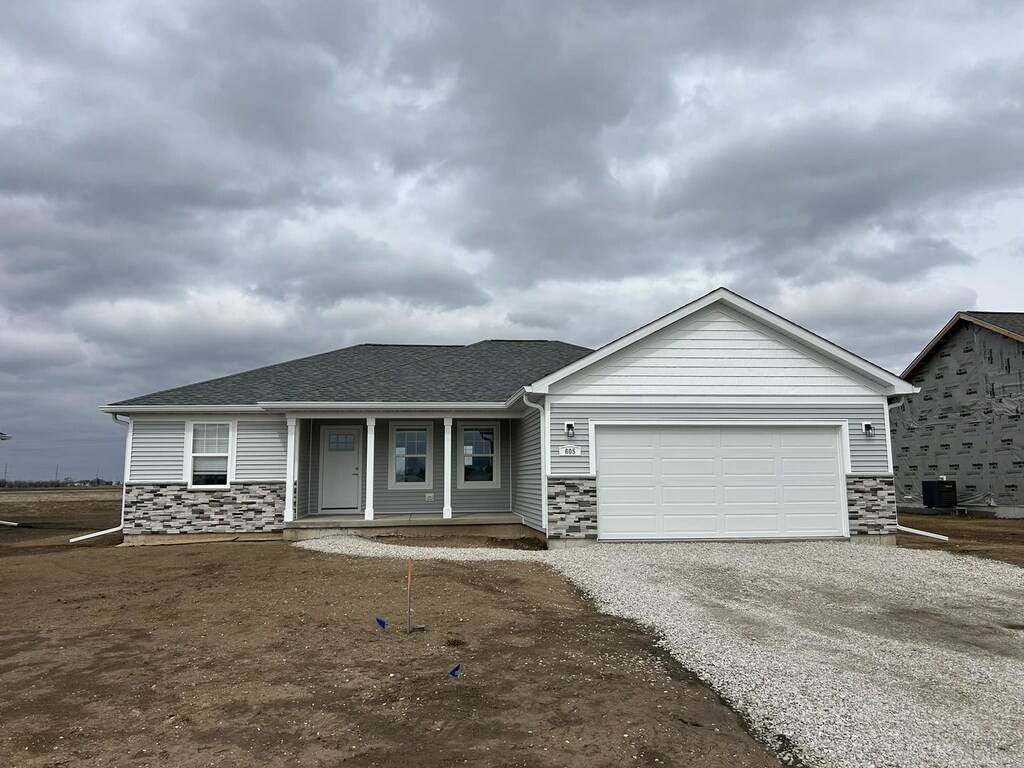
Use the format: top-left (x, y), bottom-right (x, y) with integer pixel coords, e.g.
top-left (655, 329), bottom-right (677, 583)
top-left (0, 479), bottom-right (119, 489)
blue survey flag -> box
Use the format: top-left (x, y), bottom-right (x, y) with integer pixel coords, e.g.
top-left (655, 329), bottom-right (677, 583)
top-left (375, 617), bottom-right (387, 631)
top-left (448, 664), bottom-right (461, 678)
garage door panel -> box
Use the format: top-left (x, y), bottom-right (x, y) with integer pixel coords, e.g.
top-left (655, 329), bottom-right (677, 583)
top-left (783, 484), bottom-right (839, 503)
top-left (661, 485), bottom-right (718, 504)
top-left (722, 485), bottom-right (779, 504)
top-left (660, 457), bottom-right (716, 475)
top-left (784, 513), bottom-right (845, 535)
top-left (597, 425), bottom-right (844, 540)
top-left (598, 457), bottom-right (656, 475)
top-left (600, 431), bottom-right (656, 448)
top-left (600, 513), bottom-right (659, 538)
top-left (780, 429), bottom-right (836, 447)
top-left (720, 430), bottom-right (776, 448)
top-left (662, 513), bottom-right (720, 535)
top-left (781, 457), bottom-right (836, 475)
top-left (658, 429), bottom-right (717, 448)
top-left (601, 486), bottom-right (657, 504)
top-left (721, 457), bottom-right (777, 476)
top-left (723, 513), bottom-right (784, 533)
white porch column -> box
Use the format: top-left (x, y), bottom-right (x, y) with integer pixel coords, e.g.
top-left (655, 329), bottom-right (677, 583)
top-left (284, 417), bottom-right (297, 523)
top-left (364, 418), bottom-right (376, 520)
top-left (443, 417), bottom-right (453, 518)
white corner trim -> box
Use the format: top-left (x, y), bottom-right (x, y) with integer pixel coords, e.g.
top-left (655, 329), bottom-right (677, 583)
top-left (521, 394), bottom-right (548, 530)
top-left (529, 288), bottom-right (915, 395)
top-left (442, 418), bottom-right (453, 518)
top-left (284, 417), bottom-right (297, 522)
top-left (364, 419), bottom-right (376, 520)
top-left (882, 403), bottom-right (894, 474)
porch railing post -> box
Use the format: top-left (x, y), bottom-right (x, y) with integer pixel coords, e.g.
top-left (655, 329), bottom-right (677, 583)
top-left (443, 417), bottom-right (453, 518)
top-left (284, 417), bottom-right (297, 523)
top-left (364, 418), bottom-right (375, 520)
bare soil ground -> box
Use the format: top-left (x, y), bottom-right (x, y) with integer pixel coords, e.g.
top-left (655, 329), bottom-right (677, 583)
top-left (1, 489), bottom-right (780, 768)
top-left (897, 512), bottom-right (1024, 567)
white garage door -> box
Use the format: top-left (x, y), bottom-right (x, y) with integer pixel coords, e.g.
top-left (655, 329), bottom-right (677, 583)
top-left (596, 425), bottom-right (845, 540)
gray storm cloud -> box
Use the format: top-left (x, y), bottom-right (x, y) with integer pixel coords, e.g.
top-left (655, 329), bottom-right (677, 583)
top-left (0, 0), bottom-right (1021, 478)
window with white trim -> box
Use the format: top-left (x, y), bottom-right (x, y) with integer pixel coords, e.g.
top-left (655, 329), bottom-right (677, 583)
top-left (389, 423), bottom-right (433, 489)
top-left (458, 423), bottom-right (499, 489)
top-left (191, 422), bottom-right (230, 487)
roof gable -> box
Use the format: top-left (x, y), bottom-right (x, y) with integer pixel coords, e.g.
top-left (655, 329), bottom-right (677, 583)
top-left (902, 311), bottom-right (1024, 378)
top-left (548, 304), bottom-right (885, 398)
top-left (532, 288), bottom-right (915, 396)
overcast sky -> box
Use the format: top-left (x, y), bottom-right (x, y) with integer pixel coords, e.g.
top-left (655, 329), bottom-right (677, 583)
top-left (1, 1), bottom-right (1023, 480)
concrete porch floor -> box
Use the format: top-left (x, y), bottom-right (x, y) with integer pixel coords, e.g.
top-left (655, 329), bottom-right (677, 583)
top-left (282, 512), bottom-right (539, 542)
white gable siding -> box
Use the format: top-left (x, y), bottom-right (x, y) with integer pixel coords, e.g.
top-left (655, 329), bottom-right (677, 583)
top-left (550, 306), bottom-right (882, 398)
top-left (234, 419), bottom-right (288, 481)
top-left (129, 419), bottom-right (185, 482)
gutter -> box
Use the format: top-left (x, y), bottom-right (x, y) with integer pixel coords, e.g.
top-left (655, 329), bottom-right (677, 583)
top-left (69, 414), bottom-right (129, 544)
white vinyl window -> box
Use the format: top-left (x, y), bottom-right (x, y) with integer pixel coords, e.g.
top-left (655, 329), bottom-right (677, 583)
top-left (388, 423), bottom-right (433, 490)
top-left (457, 423), bottom-right (500, 489)
top-left (189, 422), bottom-right (231, 488)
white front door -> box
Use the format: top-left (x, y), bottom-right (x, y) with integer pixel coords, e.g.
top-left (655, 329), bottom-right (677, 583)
top-left (320, 427), bottom-right (362, 512)
top-left (596, 425), bottom-right (845, 540)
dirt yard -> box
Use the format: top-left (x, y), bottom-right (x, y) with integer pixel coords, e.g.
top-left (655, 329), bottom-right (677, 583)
top-left (1, 489), bottom-right (780, 768)
top-left (897, 512), bottom-right (1024, 567)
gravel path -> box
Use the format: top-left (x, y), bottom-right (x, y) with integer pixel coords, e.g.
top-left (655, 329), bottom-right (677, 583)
top-left (298, 536), bottom-right (1024, 768)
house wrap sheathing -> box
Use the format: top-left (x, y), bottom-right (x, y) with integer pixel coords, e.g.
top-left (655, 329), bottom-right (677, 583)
top-left (892, 318), bottom-right (1024, 508)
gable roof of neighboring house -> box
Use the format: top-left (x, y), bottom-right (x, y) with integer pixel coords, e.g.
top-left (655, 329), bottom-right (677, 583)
top-left (529, 287), bottom-right (916, 396)
top-left (107, 340), bottom-right (593, 409)
top-left (902, 311), bottom-right (1024, 378)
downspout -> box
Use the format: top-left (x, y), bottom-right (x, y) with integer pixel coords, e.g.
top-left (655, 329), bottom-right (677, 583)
top-left (69, 414), bottom-right (129, 543)
top-left (522, 392), bottom-right (548, 532)
top-left (887, 393), bottom-right (949, 541)
top-left (0, 433), bottom-right (16, 526)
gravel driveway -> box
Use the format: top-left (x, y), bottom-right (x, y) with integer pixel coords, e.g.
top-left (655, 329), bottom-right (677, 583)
top-left (298, 536), bottom-right (1024, 768)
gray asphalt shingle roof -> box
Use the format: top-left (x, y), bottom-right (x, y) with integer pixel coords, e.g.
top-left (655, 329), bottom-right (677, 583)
top-left (962, 312), bottom-right (1024, 340)
top-left (110, 340), bottom-right (592, 407)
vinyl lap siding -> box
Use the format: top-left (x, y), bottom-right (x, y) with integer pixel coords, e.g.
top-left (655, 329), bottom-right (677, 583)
top-left (549, 306), bottom-right (880, 399)
top-left (511, 409), bottom-right (543, 530)
top-left (373, 419), bottom-right (444, 513)
top-left (450, 421), bottom-right (512, 512)
top-left (234, 419), bottom-right (287, 481)
top-left (129, 419), bottom-right (185, 483)
top-left (549, 402), bottom-right (890, 475)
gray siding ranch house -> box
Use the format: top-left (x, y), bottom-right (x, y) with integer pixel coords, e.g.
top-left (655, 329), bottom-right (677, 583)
top-left (103, 288), bottom-right (916, 544)
top-left (892, 311), bottom-right (1024, 516)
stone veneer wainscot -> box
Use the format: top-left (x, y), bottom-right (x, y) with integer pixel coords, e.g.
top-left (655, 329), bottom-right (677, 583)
top-left (547, 476), bottom-right (598, 539)
top-left (846, 475), bottom-right (897, 535)
top-left (123, 483), bottom-right (286, 535)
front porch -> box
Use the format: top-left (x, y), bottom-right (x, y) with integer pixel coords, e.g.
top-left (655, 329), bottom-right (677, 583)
top-left (283, 413), bottom-right (527, 525)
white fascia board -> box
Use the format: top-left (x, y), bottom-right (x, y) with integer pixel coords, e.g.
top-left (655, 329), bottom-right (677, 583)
top-left (283, 410), bottom-right (519, 420)
top-left (99, 404), bottom-right (266, 415)
top-left (529, 287), bottom-right (916, 396)
top-left (257, 401), bottom-right (509, 411)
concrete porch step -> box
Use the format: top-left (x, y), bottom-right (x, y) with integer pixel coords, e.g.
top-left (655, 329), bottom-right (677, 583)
top-left (283, 512), bottom-right (537, 542)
